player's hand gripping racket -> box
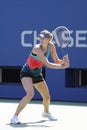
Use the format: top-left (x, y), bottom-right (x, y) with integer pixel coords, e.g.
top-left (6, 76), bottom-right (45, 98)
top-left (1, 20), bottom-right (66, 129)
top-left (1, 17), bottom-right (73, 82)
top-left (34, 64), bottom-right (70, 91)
top-left (53, 26), bottom-right (71, 54)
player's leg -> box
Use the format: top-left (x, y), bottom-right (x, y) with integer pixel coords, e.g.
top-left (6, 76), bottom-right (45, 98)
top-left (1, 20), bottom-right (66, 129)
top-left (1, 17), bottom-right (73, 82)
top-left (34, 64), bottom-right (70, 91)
top-left (34, 80), bottom-right (50, 113)
top-left (34, 80), bottom-right (57, 120)
top-left (15, 77), bottom-right (34, 115)
top-left (10, 77), bottom-right (34, 124)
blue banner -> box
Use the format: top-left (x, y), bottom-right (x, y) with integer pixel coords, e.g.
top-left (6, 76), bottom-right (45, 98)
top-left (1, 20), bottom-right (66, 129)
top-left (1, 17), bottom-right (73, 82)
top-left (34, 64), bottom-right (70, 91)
top-left (0, 0), bottom-right (87, 67)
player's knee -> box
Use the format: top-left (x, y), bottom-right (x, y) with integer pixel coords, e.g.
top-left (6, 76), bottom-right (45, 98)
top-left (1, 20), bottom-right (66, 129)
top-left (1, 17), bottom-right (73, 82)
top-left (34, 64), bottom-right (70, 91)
top-left (44, 95), bottom-right (50, 102)
top-left (26, 91), bottom-right (34, 100)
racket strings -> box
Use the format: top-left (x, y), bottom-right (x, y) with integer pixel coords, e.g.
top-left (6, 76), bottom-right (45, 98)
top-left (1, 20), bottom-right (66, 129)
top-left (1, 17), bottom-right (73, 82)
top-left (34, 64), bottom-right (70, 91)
top-left (54, 28), bottom-right (71, 48)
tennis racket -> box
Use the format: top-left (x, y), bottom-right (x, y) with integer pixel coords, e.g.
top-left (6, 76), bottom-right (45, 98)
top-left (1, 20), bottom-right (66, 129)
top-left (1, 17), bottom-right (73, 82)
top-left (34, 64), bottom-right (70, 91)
top-left (53, 26), bottom-right (71, 54)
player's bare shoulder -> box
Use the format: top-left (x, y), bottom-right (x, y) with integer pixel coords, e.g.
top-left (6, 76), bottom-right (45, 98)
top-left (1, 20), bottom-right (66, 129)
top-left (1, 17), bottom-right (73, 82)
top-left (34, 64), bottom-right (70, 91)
top-left (32, 44), bottom-right (41, 54)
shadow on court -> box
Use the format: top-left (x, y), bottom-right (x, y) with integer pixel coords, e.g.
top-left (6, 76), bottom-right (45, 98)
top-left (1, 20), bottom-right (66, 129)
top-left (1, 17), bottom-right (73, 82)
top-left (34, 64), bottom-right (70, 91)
top-left (7, 120), bottom-right (52, 128)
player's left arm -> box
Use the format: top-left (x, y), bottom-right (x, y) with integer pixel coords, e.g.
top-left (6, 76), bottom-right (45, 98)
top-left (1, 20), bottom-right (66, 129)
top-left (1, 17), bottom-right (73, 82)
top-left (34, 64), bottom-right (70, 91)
top-left (50, 42), bottom-right (64, 64)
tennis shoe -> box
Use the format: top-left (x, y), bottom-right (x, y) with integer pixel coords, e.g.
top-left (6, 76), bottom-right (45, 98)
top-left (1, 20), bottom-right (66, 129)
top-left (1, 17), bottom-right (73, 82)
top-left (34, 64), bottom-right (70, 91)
top-left (42, 112), bottom-right (57, 121)
top-left (10, 116), bottom-right (20, 124)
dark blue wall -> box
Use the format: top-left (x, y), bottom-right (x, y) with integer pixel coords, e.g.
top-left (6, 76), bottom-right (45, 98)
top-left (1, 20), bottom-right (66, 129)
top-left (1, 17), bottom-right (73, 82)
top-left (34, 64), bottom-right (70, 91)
top-left (0, 0), bottom-right (87, 101)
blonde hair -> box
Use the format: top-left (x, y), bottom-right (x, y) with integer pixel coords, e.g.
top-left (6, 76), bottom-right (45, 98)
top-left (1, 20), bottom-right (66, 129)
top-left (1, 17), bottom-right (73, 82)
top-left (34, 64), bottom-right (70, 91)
top-left (41, 30), bottom-right (53, 41)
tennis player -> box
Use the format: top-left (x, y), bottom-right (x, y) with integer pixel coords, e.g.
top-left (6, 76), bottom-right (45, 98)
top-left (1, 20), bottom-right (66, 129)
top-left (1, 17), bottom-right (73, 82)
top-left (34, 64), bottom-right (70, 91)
top-left (10, 30), bottom-right (70, 124)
